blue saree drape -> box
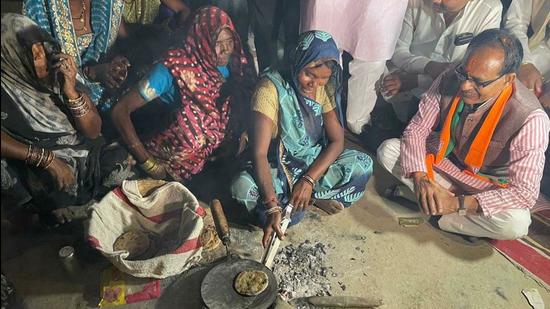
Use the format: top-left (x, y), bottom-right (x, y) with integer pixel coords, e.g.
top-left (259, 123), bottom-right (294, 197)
top-left (231, 31), bottom-right (373, 226)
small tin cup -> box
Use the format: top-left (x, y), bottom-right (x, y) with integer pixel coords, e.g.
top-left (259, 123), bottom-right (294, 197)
top-left (59, 246), bottom-right (82, 279)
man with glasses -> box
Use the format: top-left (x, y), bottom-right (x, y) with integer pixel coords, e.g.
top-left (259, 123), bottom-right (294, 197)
top-left (376, 29), bottom-right (549, 241)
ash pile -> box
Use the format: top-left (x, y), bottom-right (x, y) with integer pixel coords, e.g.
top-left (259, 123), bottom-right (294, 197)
top-left (272, 240), bottom-right (335, 304)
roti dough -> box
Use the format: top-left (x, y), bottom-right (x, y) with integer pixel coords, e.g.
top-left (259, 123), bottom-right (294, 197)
top-left (234, 270), bottom-right (269, 296)
top-left (113, 230), bottom-right (151, 259)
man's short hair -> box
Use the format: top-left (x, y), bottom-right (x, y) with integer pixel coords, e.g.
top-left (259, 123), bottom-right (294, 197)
top-left (465, 29), bottom-right (523, 75)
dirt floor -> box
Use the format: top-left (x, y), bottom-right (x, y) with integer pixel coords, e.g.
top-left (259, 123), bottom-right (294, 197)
top-left (2, 154), bottom-right (549, 309)
top-left (0, 4), bottom-right (548, 305)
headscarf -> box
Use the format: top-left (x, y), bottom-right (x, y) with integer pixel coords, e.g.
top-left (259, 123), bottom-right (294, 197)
top-left (1, 14), bottom-right (100, 201)
top-left (23, 0), bottom-right (124, 103)
top-left (289, 30), bottom-right (343, 128)
top-left (261, 30), bottom-right (343, 204)
top-left (146, 6), bottom-right (248, 180)
top-left (1, 13), bottom-right (76, 137)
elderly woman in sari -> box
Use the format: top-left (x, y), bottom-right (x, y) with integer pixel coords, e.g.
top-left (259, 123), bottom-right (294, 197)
top-left (1, 14), bottom-right (133, 227)
top-left (24, 0), bottom-right (131, 110)
top-left (231, 31), bottom-right (373, 246)
top-left (111, 6), bottom-right (254, 181)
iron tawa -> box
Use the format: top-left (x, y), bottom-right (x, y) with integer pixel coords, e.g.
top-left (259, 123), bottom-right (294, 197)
top-left (200, 258), bottom-right (277, 309)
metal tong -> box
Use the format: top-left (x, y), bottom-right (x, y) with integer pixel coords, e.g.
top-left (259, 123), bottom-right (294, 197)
top-left (261, 204), bottom-right (293, 269)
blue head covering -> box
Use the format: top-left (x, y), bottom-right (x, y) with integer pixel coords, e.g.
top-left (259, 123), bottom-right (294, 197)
top-left (254, 30), bottom-right (346, 216)
top-left (288, 30), bottom-right (343, 125)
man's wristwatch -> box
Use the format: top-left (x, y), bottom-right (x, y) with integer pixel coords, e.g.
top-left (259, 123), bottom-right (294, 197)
top-left (457, 195), bottom-right (467, 216)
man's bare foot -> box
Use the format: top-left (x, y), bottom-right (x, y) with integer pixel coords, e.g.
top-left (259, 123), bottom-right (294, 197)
top-left (313, 199), bottom-right (344, 215)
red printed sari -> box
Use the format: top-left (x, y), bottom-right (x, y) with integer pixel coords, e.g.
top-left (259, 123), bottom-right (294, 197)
top-left (144, 6), bottom-right (248, 181)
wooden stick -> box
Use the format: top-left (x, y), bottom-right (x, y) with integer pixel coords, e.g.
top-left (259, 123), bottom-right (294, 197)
top-left (307, 296), bottom-right (383, 308)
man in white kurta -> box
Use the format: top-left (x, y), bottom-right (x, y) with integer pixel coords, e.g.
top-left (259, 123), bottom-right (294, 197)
top-left (505, 0), bottom-right (550, 109)
top-left (382, 0), bottom-right (502, 123)
top-left (505, 0), bottom-right (550, 199)
top-left (300, 0), bottom-right (408, 134)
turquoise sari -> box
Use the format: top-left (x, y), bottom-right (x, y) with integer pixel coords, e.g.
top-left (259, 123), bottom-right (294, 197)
top-left (231, 31), bottom-right (373, 226)
top-left (23, 0), bottom-right (124, 107)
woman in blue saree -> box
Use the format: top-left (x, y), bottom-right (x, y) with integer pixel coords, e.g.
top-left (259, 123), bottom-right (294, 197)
top-left (24, 0), bottom-right (130, 110)
top-left (231, 31), bottom-right (373, 246)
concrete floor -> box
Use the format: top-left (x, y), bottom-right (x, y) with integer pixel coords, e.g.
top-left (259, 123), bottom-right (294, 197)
top-left (2, 155), bottom-right (549, 309)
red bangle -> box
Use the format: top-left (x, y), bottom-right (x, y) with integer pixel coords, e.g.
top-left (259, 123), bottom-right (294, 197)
top-left (262, 196), bottom-right (278, 206)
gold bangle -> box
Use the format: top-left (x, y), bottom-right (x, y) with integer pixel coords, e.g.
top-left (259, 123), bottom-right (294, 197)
top-left (24, 144), bottom-right (32, 164)
top-left (70, 103), bottom-right (90, 117)
top-left (264, 206), bottom-right (282, 216)
top-left (140, 158), bottom-right (157, 171)
top-left (42, 152), bottom-right (55, 169)
top-left (67, 93), bottom-right (84, 105)
top-left (35, 148), bottom-right (45, 167)
top-left (150, 163), bottom-right (165, 176)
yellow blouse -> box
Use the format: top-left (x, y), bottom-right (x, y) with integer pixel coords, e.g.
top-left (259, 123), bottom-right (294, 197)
top-left (251, 77), bottom-right (335, 138)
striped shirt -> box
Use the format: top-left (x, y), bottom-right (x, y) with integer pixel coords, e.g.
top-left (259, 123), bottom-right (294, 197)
top-left (400, 75), bottom-right (550, 216)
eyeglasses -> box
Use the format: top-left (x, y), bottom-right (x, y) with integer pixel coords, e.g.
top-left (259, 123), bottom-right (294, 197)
top-left (455, 66), bottom-right (505, 88)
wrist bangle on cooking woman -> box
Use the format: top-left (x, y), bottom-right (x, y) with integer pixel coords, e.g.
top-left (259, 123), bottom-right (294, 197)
top-left (264, 206), bottom-right (282, 216)
top-left (301, 174), bottom-right (315, 187)
top-left (262, 196), bottom-right (278, 205)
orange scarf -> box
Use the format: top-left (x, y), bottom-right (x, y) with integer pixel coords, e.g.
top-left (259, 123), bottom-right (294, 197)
top-left (426, 84), bottom-right (513, 187)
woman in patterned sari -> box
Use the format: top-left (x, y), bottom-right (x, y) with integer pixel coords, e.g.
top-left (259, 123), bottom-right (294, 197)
top-left (231, 31), bottom-right (373, 246)
top-left (24, 0), bottom-right (130, 110)
top-left (111, 6), bottom-right (254, 182)
top-left (1, 14), bottom-right (134, 228)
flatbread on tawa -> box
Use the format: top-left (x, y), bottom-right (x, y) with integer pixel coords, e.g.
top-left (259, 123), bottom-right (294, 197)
top-left (113, 231), bottom-right (151, 259)
top-left (234, 270), bottom-right (269, 296)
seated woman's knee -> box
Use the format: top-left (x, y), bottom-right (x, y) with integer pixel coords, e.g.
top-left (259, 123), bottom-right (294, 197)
top-left (354, 152), bottom-right (373, 176)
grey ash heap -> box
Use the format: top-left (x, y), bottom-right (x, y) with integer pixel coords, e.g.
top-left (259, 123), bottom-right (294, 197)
top-left (272, 240), bottom-right (337, 306)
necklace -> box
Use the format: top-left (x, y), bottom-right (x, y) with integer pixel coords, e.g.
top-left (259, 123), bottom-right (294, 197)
top-left (71, 0), bottom-right (88, 32)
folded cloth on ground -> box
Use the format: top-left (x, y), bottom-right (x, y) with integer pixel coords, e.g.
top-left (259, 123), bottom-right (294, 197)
top-left (87, 180), bottom-right (206, 278)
